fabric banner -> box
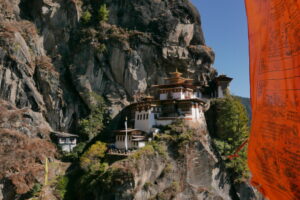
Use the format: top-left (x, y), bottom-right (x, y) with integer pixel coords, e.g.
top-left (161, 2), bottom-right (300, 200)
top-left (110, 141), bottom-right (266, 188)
top-left (245, 0), bottom-right (300, 199)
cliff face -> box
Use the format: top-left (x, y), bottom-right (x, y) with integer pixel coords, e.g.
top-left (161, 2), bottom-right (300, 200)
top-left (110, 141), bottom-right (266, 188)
top-left (0, 0), bottom-right (255, 199)
top-left (0, 0), bottom-right (216, 125)
top-left (68, 0), bottom-right (216, 117)
top-left (88, 130), bottom-right (234, 200)
top-left (0, 100), bottom-right (56, 199)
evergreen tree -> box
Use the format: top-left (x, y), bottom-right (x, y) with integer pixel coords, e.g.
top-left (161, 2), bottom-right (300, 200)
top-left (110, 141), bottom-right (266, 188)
top-left (208, 96), bottom-right (250, 183)
top-left (98, 4), bottom-right (109, 22)
top-left (79, 93), bottom-right (107, 141)
top-left (81, 11), bottom-right (92, 24)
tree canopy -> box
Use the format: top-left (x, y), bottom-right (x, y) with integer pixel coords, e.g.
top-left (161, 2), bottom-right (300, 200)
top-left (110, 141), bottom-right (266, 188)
top-left (206, 96), bottom-right (250, 183)
top-left (79, 93), bottom-right (107, 141)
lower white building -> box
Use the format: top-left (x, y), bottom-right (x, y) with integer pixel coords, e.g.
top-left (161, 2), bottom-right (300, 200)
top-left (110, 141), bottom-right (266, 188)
top-left (114, 129), bottom-right (147, 150)
top-left (52, 131), bottom-right (78, 153)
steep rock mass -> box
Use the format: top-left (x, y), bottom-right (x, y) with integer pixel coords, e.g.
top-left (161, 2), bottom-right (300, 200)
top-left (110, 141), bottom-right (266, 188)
top-left (88, 129), bottom-right (234, 200)
top-left (68, 0), bottom-right (216, 116)
top-left (0, 0), bottom-right (259, 199)
top-left (0, 100), bottom-right (56, 199)
top-left (0, 0), bottom-right (216, 126)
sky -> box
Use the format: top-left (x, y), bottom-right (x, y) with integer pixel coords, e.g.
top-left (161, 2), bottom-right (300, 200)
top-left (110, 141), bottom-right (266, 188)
top-left (191, 0), bottom-right (250, 97)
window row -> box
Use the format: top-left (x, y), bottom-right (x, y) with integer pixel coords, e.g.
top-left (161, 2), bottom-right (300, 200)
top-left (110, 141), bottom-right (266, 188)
top-left (59, 138), bottom-right (76, 144)
top-left (137, 114), bottom-right (149, 120)
top-left (160, 89), bottom-right (182, 93)
top-left (116, 135), bottom-right (131, 141)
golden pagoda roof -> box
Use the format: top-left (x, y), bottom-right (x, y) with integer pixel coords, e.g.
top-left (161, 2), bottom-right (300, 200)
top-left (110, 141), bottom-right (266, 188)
top-left (169, 68), bottom-right (182, 76)
top-left (163, 69), bottom-right (189, 84)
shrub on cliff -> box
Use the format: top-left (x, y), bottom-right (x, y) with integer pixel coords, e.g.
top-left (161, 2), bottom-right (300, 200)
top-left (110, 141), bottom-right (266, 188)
top-left (80, 141), bottom-right (108, 172)
top-left (98, 4), bottom-right (109, 22)
top-left (81, 11), bottom-right (92, 24)
top-left (55, 176), bottom-right (69, 199)
top-left (79, 93), bottom-right (107, 141)
top-left (206, 96), bottom-right (250, 183)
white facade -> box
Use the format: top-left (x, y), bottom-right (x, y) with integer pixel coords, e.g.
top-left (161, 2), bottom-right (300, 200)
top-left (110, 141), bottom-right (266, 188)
top-left (159, 88), bottom-right (197, 100)
top-left (58, 137), bottom-right (77, 153)
top-left (115, 135), bottom-right (146, 150)
top-left (218, 85), bottom-right (224, 98)
top-left (156, 119), bottom-right (174, 126)
top-left (134, 109), bottom-right (156, 132)
top-left (134, 104), bottom-right (205, 133)
top-left (160, 93), bottom-right (167, 100)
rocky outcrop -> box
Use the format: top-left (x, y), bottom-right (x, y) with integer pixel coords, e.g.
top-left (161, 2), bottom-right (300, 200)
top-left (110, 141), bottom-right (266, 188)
top-left (68, 0), bottom-right (216, 116)
top-left (0, 0), bottom-right (216, 126)
top-left (0, 0), bottom-right (86, 131)
top-left (85, 129), bottom-right (233, 200)
top-left (0, 100), bottom-right (56, 199)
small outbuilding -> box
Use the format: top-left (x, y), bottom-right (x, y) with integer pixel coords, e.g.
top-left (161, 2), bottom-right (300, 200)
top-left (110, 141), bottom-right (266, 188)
top-left (114, 129), bottom-right (148, 150)
top-left (52, 131), bottom-right (78, 153)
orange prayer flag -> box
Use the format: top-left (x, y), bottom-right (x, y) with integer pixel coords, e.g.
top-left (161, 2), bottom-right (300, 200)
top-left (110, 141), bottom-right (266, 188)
top-left (245, 0), bottom-right (300, 199)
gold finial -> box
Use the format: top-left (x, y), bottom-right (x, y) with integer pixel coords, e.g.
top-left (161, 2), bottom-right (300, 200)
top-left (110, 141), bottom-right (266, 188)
top-left (125, 116), bottom-right (128, 121)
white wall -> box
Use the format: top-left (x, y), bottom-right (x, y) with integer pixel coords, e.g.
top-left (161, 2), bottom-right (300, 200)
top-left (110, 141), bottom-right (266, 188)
top-left (115, 136), bottom-right (133, 149)
top-left (218, 86), bottom-right (224, 98)
top-left (172, 92), bottom-right (184, 99)
top-left (115, 136), bottom-right (146, 150)
top-left (194, 92), bottom-right (202, 98)
top-left (160, 93), bottom-right (167, 100)
top-left (156, 119), bottom-right (173, 126)
top-left (58, 138), bottom-right (77, 152)
top-left (60, 144), bottom-right (76, 152)
top-left (160, 92), bottom-right (184, 100)
top-left (138, 142), bottom-right (146, 148)
top-left (134, 109), bottom-right (156, 133)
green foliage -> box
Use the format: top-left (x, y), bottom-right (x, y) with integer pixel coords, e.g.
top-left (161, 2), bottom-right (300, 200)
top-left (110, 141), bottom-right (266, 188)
top-left (98, 4), bottom-right (109, 22)
top-left (63, 142), bottom-right (87, 161)
top-left (155, 120), bottom-right (197, 154)
top-left (143, 182), bottom-right (153, 190)
top-left (129, 141), bottom-right (167, 161)
top-left (28, 183), bottom-right (42, 198)
top-left (214, 96), bottom-right (249, 142)
top-left (150, 141), bottom-right (167, 158)
top-left (163, 163), bottom-right (173, 174)
top-left (55, 176), bottom-right (69, 199)
top-left (95, 43), bottom-right (106, 53)
top-left (94, 167), bottom-right (133, 191)
top-left (209, 96), bottom-right (250, 183)
top-left (129, 144), bottom-right (155, 160)
top-left (80, 141), bottom-right (108, 172)
top-left (81, 11), bottom-right (92, 24)
top-left (79, 93), bottom-right (107, 141)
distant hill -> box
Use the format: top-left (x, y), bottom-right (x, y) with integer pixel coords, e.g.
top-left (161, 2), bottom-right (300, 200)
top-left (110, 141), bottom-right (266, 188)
top-left (235, 96), bottom-right (252, 121)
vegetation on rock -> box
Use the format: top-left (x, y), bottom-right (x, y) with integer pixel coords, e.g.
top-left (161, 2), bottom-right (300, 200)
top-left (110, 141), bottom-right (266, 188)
top-left (98, 4), bottom-right (109, 22)
top-left (80, 141), bottom-right (108, 172)
top-left (206, 96), bottom-right (250, 183)
top-left (79, 93), bottom-right (107, 141)
top-left (55, 175), bottom-right (69, 199)
top-left (81, 11), bottom-right (92, 24)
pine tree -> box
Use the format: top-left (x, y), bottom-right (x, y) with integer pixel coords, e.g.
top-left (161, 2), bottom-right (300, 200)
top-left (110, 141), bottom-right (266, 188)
top-left (98, 4), bottom-right (109, 22)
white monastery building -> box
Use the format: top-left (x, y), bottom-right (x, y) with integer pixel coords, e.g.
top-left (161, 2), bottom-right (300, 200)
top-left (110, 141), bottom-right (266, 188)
top-left (114, 70), bottom-right (232, 150)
